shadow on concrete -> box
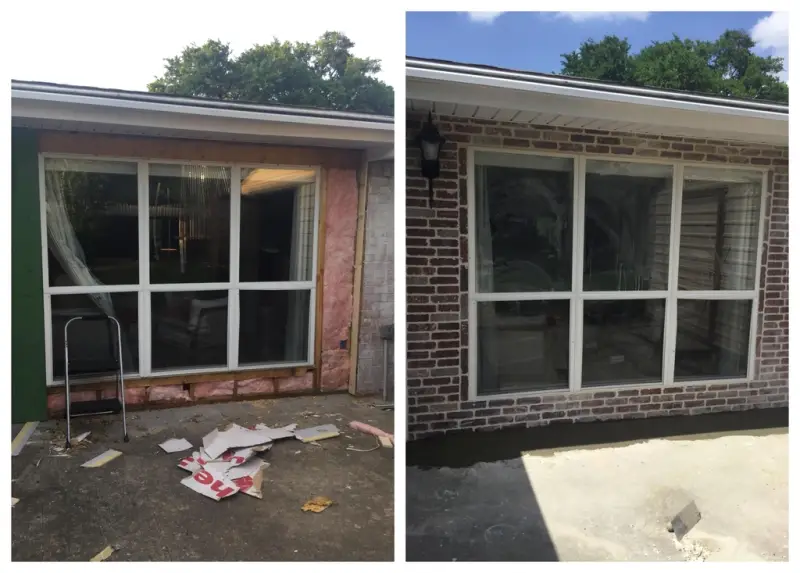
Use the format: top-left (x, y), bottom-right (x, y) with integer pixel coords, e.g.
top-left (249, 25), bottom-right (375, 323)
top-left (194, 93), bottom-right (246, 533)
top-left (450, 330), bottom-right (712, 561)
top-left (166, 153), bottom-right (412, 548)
top-left (406, 407), bottom-right (788, 561)
top-left (406, 458), bottom-right (560, 561)
top-left (408, 407), bottom-right (788, 469)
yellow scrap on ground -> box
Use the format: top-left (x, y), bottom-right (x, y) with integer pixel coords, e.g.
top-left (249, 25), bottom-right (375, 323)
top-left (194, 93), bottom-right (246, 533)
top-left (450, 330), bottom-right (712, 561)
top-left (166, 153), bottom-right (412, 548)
top-left (301, 496), bottom-right (334, 513)
top-left (90, 546), bottom-right (116, 562)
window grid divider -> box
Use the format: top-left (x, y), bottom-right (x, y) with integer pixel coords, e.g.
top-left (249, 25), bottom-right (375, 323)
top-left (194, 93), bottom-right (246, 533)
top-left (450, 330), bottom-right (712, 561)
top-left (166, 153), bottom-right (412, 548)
top-left (228, 166), bottom-right (242, 370)
top-left (569, 155), bottom-right (586, 393)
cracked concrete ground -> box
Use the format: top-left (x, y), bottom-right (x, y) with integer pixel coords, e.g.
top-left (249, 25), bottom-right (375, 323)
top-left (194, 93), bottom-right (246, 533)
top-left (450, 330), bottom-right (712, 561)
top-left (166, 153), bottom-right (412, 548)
top-left (12, 395), bottom-right (393, 561)
top-left (407, 415), bottom-right (787, 562)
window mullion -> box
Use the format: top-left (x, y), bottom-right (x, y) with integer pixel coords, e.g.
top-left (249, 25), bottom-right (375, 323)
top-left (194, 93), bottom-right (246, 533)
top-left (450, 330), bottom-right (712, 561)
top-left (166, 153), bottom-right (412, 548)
top-left (569, 155), bottom-right (586, 393)
top-left (137, 161), bottom-right (151, 376)
top-left (228, 166), bottom-right (241, 369)
top-left (663, 163), bottom-right (684, 385)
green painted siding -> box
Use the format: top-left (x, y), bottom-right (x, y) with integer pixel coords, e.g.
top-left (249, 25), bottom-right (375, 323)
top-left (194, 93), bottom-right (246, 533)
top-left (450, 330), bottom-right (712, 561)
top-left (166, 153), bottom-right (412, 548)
top-left (12, 128), bottom-right (47, 422)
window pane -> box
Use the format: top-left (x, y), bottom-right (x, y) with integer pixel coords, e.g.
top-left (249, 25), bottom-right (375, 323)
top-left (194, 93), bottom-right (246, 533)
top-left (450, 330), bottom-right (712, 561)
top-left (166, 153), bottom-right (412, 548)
top-left (679, 168), bottom-right (762, 290)
top-left (675, 299), bottom-right (751, 380)
top-left (149, 164), bottom-right (231, 284)
top-left (240, 168), bottom-right (316, 282)
top-left (584, 161), bottom-right (673, 291)
top-left (477, 300), bottom-right (570, 394)
top-left (44, 158), bottom-right (139, 287)
top-left (239, 290), bottom-right (311, 365)
top-left (475, 152), bottom-right (573, 292)
top-left (51, 293), bottom-right (139, 379)
top-left (582, 299), bottom-right (665, 387)
top-left (151, 291), bottom-right (228, 371)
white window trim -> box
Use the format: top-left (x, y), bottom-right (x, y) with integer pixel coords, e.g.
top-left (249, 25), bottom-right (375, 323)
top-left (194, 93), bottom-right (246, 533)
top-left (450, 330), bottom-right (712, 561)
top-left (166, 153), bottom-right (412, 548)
top-left (466, 146), bottom-right (768, 400)
top-left (39, 153), bottom-right (321, 386)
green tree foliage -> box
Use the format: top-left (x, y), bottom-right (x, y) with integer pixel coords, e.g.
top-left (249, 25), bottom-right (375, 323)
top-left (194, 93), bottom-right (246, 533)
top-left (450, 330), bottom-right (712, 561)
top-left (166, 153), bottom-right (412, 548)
top-left (148, 32), bottom-right (393, 114)
top-left (560, 30), bottom-right (788, 102)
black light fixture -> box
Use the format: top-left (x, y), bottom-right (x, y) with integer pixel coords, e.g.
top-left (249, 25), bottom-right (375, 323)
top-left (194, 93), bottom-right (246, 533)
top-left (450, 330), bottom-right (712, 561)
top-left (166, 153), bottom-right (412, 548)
top-left (415, 112), bottom-right (445, 207)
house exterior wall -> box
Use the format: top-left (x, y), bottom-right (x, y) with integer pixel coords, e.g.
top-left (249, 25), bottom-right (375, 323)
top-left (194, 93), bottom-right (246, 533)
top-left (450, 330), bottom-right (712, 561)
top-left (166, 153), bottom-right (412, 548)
top-left (10, 130), bottom-right (363, 420)
top-left (406, 111), bottom-right (789, 441)
top-left (356, 159), bottom-right (395, 394)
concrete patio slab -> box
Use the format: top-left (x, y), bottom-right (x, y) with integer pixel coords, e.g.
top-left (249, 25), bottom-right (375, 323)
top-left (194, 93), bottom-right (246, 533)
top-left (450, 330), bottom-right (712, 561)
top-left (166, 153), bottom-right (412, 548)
top-left (12, 395), bottom-right (393, 561)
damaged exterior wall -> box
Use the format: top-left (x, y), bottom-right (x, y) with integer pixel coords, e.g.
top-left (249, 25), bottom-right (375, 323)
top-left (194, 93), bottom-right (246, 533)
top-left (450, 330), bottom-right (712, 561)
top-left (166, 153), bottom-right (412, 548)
top-left (11, 131), bottom-right (362, 419)
top-left (406, 112), bottom-right (789, 441)
top-left (356, 159), bottom-right (395, 395)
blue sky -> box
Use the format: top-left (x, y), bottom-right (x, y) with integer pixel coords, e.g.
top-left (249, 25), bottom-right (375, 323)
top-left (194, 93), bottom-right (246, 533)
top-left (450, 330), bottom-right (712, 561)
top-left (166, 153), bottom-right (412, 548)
top-left (406, 12), bottom-right (788, 80)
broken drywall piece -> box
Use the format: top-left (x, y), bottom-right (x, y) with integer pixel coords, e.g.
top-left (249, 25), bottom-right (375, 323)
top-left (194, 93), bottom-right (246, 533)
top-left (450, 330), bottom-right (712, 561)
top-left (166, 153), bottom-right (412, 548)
top-left (670, 501), bottom-right (702, 541)
top-left (12, 497), bottom-right (19, 507)
top-left (12, 422), bottom-right (39, 456)
top-left (159, 438), bottom-right (193, 453)
top-left (202, 424), bottom-right (275, 460)
top-left (301, 496), bottom-right (333, 513)
top-left (181, 465), bottom-right (240, 501)
top-left (378, 436), bottom-right (394, 448)
top-left (90, 546), bottom-right (116, 562)
top-left (295, 424), bottom-right (340, 443)
top-left (82, 449), bottom-right (122, 468)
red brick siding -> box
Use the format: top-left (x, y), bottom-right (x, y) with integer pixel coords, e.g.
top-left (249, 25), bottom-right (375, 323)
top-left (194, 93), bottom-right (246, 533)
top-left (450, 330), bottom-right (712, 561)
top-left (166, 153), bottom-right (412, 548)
top-left (406, 112), bottom-right (789, 440)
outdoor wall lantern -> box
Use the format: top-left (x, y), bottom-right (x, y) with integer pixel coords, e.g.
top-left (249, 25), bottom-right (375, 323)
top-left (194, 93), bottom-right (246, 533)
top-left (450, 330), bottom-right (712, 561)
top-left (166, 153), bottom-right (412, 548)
top-left (415, 112), bottom-right (445, 207)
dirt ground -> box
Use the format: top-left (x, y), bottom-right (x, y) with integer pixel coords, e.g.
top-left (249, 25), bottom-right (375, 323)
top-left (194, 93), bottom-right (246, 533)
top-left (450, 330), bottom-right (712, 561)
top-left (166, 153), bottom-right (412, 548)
top-left (12, 395), bottom-right (394, 561)
top-left (407, 410), bottom-right (788, 562)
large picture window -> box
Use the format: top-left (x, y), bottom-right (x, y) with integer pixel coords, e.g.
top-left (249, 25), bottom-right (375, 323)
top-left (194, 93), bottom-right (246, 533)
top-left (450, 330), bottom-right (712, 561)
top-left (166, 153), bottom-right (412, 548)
top-left (42, 156), bottom-right (319, 384)
top-left (469, 150), bottom-right (765, 397)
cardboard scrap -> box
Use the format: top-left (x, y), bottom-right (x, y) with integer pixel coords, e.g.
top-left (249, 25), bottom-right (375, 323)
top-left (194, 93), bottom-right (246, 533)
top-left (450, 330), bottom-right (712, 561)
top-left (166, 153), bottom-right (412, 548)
top-left (90, 546), bottom-right (116, 562)
top-left (74, 431), bottom-right (91, 444)
top-left (301, 496), bottom-right (333, 513)
top-left (181, 465), bottom-right (239, 501)
top-left (295, 424), bottom-right (340, 443)
top-left (82, 449), bottom-right (122, 468)
top-left (12, 498), bottom-right (19, 507)
top-left (228, 459), bottom-right (269, 499)
top-left (159, 438), bottom-right (193, 453)
top-left (12, 422), bottom-right (39, 456)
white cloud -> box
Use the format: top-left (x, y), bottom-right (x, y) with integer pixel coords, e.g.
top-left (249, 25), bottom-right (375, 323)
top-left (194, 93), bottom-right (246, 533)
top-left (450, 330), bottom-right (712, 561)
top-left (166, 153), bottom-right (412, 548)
top-left (751, 11), bottom-right (789, 82)
top-left (7, 0), bottom-right (400, 89)
top-left (467, 12), bottom-right (505, 24)
top-left (555, 12), bottom-right (650, 23)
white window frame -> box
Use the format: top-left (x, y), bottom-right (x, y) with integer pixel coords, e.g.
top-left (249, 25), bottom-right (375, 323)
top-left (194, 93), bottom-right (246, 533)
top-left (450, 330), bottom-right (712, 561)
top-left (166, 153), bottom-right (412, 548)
top-left (39, 153), bottom-right (321, 386)
top-left (466, 146), bottom-right (768, 400)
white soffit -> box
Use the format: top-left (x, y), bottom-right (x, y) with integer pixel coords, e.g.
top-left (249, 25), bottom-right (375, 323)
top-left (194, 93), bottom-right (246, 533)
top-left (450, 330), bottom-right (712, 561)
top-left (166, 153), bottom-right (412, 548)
top-left (407, 65), bottom-right (788, 147)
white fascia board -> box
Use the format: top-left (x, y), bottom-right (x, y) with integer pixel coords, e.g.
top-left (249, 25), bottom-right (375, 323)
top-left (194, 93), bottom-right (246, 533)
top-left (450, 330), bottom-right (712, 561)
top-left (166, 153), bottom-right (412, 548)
top-left (407, 69), bottom-right (788, 145)
top-left (12, 89), bottom-right (394, 146)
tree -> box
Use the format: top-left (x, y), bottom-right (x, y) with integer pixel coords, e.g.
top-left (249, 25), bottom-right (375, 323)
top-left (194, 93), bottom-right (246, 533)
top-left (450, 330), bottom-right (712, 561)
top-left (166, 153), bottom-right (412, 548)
top-left (560, 30), bottom-right (788, 102)
top-left (148, 32), bottom-right (393, 115)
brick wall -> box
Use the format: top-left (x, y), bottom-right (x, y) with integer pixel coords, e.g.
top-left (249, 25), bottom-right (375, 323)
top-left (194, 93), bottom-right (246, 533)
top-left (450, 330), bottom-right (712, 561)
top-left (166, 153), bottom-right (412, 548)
top-left (406, 112), bottom-right (789, 441)
top-left (356, 159), bottom-right (395, 394)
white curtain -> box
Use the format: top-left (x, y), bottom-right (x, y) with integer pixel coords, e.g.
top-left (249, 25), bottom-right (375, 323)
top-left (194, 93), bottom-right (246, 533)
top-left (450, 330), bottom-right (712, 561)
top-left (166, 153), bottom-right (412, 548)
top-left (45, 169), bottom-right (134, 370)
top-left (286, 183), bottom-right (315, 360)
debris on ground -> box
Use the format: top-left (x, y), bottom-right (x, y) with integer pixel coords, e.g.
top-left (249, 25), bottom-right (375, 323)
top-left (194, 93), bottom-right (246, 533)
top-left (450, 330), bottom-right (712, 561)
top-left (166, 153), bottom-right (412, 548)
top-left (74, 431), bottom-right (91, 444)
top-left (301, 496), bottom-right (333, 513)
top-left (349, 421), bottom-right (393, 441)
top-left (159, 438), bottom-right (193, 453)
top-left (346, 439), bottom-right (381, 453)
top-left (379, 436), bottom-right (394, 448)
top-left (12, 498), bottom-right (19, 507)
top-left (295, 424), bottom-right (340, 443)
top-left (12, 422), bottom-right (39, 456)
top-left (669, 501), bottom-right (702, 541)
top-left (82, 449), bottom-right (122, 468)
top-left (177, 423), bottom-right (298, 501)
top-left (90, 545), bottom-right (116, 562)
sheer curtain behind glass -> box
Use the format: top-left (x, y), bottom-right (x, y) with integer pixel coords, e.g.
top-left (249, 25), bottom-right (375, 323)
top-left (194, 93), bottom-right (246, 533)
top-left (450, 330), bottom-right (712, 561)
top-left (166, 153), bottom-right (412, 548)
top-left (45, 158), bottom-right (139, 374)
